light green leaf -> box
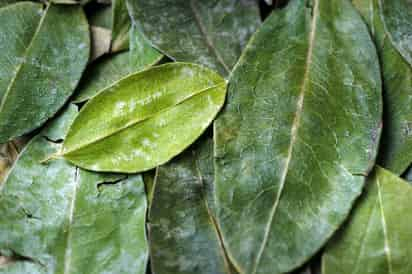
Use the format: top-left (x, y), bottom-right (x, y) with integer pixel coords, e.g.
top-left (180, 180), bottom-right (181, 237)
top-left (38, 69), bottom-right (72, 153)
top-left (62, 63), bottom-right (227, 173)
top-left (213, 0), bottom-right (382, 273)
top-left (323, 167), bottom-right (412, 274)
top-left (149, 138), bottom-right (236, 274)
top-left (126, 0), bottom-right (260, 77)
top-left (353, 0), bottom-right (412, 175)
top-left (0, 105), bottom-right (148, 274)
top-left (379, 0), bottom-right (412, 68)
top-left (0, 3), bottom-right (90, 143)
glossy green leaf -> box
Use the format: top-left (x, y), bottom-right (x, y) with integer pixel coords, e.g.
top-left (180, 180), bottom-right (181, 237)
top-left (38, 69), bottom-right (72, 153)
top-left (379, 0), bottom-right (412, 68)
top-left (74, 50), bottom-right (162, 103)
top-left (126, 0), bottom-right (260, 77)
top-left (213, 0), bottom-right (382, 273)
top-left (323, 167), bottom-right (412, 274)
top-left (0, 3), bottom-right (89, 143)
top-left (0, 105), bottom-right (148, 274)
top-left (111, 0), bottom-right (130, 52)
top-left (149, 138), bottom-right (235, 274)
top-left (353, 0), bottom-right (412, 175)
top-left (62, 63), bottom-right (227, 173)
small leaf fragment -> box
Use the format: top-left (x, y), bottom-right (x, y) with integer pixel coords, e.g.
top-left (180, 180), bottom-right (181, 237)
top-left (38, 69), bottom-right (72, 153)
top-left (323, 167), bottom-right (412, 274)
top-left (111, 0), bottom-right (130, 52)
top-left (90, 26), bottom-right (112, 61)
top-left (62, 63), bottom-right (227, 173)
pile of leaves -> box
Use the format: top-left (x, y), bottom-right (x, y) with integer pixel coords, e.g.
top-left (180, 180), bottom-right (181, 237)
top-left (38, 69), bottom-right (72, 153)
top-left (0, 0), bottom-right (411, 273)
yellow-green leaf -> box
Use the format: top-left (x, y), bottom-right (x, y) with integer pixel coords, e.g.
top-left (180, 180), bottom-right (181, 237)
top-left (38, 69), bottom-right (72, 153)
top-left (62, 63), bottom-right (227, 173)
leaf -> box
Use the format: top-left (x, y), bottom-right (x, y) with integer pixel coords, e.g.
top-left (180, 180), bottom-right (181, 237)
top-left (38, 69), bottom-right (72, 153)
top-left (126, 0), bottom-right (261, 77)
top-left (62, 63), bottom-right (227, 173)
top-left (111, 0), bottom-right (130, 52)
top-left (379, 0), bottom-right (412, 68)
top-left (148, 138), bottom-right (236, 274)
top-left (323, 167), bottom-right (412, 274)
top-left (0, 3), bottom-right (90, 143)
top-left (0, 105), bottom-right (148, 274)
top-left (352, 0), bottom-right (412, 175)
top-left (213, 0), bottom-right (382, 273)
top-left (74, 50), bottom-right (162, 103)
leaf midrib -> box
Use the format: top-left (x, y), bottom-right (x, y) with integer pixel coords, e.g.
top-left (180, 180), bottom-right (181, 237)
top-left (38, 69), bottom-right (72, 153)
top-left (377, 178), bottom-right (394, 274)
top-left (63, 167), bottom-right (80, 274)
top-left (0, 4), bottom-right (48, 115)
top-left (194, 153), bottom-right (237, 274)
top-left (62, 82), bottom-right (226, 156)
top-left (189, 0), bottom-right (231, 75)
top-left (250, 0), bottom-right (320, 272)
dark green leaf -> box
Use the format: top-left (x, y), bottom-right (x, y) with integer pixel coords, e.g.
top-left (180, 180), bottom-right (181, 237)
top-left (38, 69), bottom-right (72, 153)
top-left (0, 3), bottom-right (90, 143)
top-left (0, 105), bottom-right (148, 274)
top-left (353, 0), bottom-right (412, 175)
top-left (149, 139), bottom-right (235, 274)
top-left (213, 0), bottom-right (382, 273)
top-left (62, 63), bottom-right (227, 173)
top-left (380, 0), bottom-right (412, 68)
top-left (74, 50), bottom-right (161, 103)
top-left (126, 0), bottom-right (260, 77)
top-left (128, 14), bottom-right (163, 71)
top-left (50, 0), bottom-right (92, 4)
top-left (86, 4), bottom-right (112, 29)
top-left (323, 167), bottom-right (412, 274)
